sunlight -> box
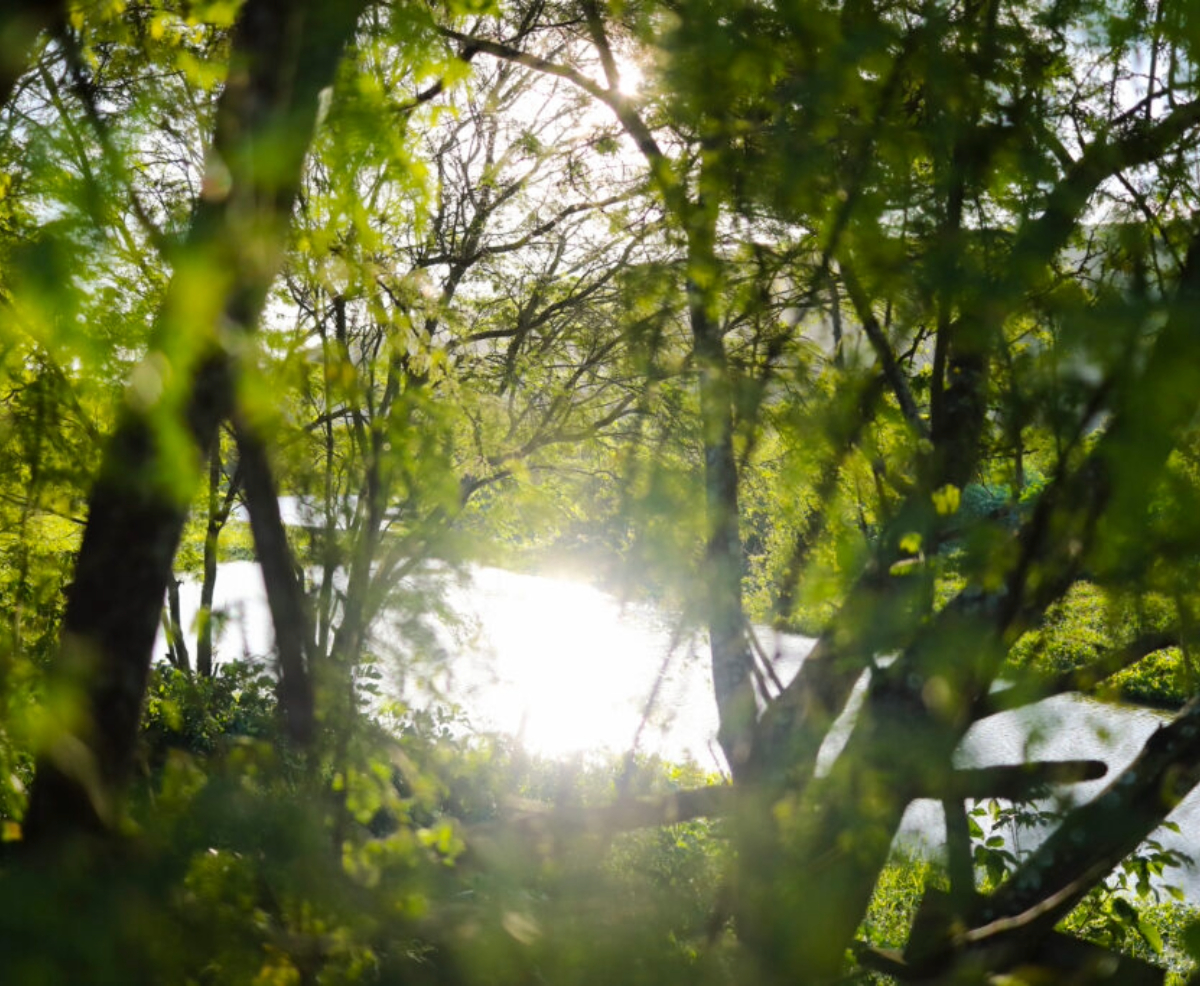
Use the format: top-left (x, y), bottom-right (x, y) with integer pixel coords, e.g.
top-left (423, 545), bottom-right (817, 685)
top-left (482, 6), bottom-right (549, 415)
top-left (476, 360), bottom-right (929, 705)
top-left (454, 568), bottom-right (718, 762)
top-left (616, 60), bottom-right (643, 97)
top-left (162, 563), bottom-right (817, 767)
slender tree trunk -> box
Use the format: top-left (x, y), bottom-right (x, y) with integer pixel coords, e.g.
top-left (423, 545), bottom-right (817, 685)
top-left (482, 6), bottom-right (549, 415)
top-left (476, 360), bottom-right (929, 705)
top-left (23, 0), bottom-right (368, 843)
top-left (327, 295), bottom-right (392, 673)
top-left (164, 577), bottom-right (191, 674)
top-left (196, 444), bottom-right (224, 678)
top-left (316, 302), bottom-right (339, 659)
top-left (685, 214), bottom-right (756, 775)
top-left (234, 418), bottom-right (315, 747)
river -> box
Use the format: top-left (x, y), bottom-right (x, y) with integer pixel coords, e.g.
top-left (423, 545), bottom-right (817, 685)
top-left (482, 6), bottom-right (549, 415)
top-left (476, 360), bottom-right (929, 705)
top-left (164, 560), bottom-right (1200, 897)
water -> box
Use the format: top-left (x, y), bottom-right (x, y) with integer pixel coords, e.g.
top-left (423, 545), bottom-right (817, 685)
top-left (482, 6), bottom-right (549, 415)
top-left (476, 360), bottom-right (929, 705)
top-left (900, 693), bottom-right (1195, 893)
top-left (171, 562), bottom-right (808, 766)
top-left (163, 561), bottom-right (1200, 897)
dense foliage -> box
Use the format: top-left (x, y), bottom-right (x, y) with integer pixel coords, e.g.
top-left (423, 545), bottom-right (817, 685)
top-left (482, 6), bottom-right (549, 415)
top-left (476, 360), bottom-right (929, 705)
top-left (4, 0), bottom-right (1200, 982)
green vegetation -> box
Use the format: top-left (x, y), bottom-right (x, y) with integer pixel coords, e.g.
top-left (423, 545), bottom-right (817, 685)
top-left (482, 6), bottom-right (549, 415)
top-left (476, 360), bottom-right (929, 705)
top-left (5, 0), bottom-right (1200, 982)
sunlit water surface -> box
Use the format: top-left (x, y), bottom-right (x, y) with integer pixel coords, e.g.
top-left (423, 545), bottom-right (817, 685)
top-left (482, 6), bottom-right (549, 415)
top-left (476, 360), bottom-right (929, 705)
top-left (164, 561), bottom-right (1200, 896)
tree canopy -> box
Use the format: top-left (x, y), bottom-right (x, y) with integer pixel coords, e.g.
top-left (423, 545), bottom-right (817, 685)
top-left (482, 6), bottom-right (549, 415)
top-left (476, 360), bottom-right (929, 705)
top-left (4, 0), bottom-right (1200, 983)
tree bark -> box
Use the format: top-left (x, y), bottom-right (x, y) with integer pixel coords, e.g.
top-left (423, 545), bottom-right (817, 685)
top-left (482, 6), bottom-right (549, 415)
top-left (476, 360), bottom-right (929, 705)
top-left (961, 697), bottom-right (1200, 959)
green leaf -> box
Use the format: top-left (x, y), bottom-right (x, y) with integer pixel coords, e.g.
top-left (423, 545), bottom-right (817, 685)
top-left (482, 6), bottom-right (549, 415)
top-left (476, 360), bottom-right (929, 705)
top-left (1136, 917), bottom-right (1163, 955)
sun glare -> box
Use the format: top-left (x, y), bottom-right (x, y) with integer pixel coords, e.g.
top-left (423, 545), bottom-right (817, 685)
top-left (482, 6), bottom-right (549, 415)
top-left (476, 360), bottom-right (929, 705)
top-left (161, 563), bottom-right (821, 767)
top-left (617, 61), bottom-right (643, 97)
top-left (455, 568), bottom-right (717, 762)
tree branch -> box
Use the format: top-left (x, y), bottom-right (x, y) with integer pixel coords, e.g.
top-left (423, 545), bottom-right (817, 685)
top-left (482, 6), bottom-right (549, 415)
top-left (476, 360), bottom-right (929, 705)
top-left (838, 264), bottom-right (928, 438)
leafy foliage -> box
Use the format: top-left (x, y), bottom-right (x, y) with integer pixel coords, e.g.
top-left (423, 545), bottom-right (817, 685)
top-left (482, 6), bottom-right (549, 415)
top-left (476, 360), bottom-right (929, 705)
top-left (4, 0), bottom-right (1200, 983)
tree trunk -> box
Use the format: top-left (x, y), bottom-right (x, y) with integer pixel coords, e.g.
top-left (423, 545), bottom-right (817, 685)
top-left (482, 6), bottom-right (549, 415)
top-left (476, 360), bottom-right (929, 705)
top-left (196, 443), bottom-right (237, 678)
top-left (235, 419), bottom-right (315, 747)
top-left (0, 0), bottom-right (64, 111)
top-left (685, 216), bottom-right (757, 776)
top-left (164, 577), bottom-right (191, 674)
top-left (23, 0), bottom-right (368, 843)
top-left (738, 228), bottom-right (1200, 983)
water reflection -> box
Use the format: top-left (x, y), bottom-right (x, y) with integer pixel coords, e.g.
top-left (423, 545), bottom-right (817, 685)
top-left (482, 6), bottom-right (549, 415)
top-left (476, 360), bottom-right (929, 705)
top-left (164, 562), bottom-right (1200, 895)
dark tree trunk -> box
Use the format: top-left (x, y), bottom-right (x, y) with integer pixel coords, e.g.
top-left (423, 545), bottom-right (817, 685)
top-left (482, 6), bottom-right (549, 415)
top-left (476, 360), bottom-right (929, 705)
top-left (25, 359), bottom-right (233, 840)
top-left (235, 419), bottom-right (315, 747)
top-left (164, 577), bottom-right (191, 674)
top-left (685, 217), bottom-right (757, 776)
top-left (23, 0), bottom-right (368, 843)
top-left (0, 0), bottom-right (64, 111)
top-left (196, 444), bottom-right (229, 678)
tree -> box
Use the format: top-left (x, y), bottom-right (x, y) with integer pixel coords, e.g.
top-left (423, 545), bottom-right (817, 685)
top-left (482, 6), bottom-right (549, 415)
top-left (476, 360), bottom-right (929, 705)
top-left (436, 1), bottom-right (1200, 981)
top-left (4, 0), bottom-right (1200, 984)
top-left (18, 0), bottom-right (370, 838)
